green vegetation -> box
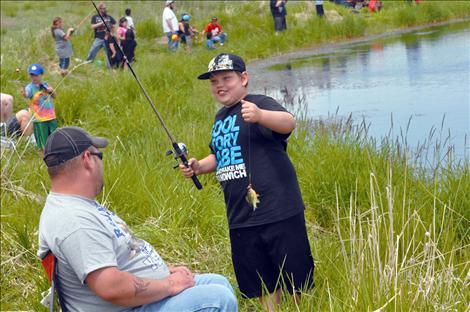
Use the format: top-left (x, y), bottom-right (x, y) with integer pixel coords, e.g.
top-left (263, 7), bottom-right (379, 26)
top-left (1, 1), bottom-right (469, 311)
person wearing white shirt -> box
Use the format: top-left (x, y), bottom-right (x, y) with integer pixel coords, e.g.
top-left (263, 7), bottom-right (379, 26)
top-left (162, 0), bottom-right (179, 52)
top-left (125, 8), bottom-right (135, 30)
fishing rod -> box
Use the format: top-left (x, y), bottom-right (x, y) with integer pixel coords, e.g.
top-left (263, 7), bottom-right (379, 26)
top-left (71, 10), bottom-right (94, 34)
top-left (91, 0), bottom-right (203, 190)
top-left (75, 10), bottom-right (94, 31)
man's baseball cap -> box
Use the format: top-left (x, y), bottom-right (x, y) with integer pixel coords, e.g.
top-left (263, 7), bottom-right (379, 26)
top-left (165, 0), bottom-right (174, 5)
top-left (28, 64), bottom-right (44, 76)
top-left (197, 53), bottom-right (246, 80)
top-left (43, 126), bottom-right (108, 167)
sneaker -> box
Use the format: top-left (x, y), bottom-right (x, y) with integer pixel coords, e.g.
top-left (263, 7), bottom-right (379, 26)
top-left (220, 42), bottom-right (224, 46)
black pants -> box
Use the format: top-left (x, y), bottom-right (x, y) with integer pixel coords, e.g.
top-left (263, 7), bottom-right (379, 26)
top-left (316, 4), bottom-right (325, 17)
top-left (273, 16), bottom-right (287, 32)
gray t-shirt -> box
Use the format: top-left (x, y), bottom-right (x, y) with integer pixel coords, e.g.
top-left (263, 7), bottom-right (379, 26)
top-left (53, 28), bottom-right (73, 58)
top-left (37, 192), bottom-right (170, 312)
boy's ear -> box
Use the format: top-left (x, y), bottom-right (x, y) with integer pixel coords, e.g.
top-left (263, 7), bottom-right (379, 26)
top-left (241, 71), bottom-right (249, 87)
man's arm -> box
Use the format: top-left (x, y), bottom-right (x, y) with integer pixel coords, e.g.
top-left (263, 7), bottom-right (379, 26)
top-left (86, 266), bottom-right (194, 307)
top-left (241, 100), bottom-right (295, 134)
top-left (91, 19), bottom-right (104, 30)
top-left (166, 18), bottom-right (175, 32)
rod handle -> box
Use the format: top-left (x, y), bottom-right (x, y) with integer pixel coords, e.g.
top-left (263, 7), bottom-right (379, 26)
top-left (191, 174), bottom-right (203, 190)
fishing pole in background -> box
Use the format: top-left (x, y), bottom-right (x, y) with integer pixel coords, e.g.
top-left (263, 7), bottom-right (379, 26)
top-left (71, 10), bottom-right (95, 35)
top-left (91, 0), bottom-right (203, 190)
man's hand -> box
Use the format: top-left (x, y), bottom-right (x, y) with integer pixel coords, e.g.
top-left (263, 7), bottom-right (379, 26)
top-left (241, 100), bottom-right (263, 123)
top-left (169, 265), bottom-right (193, 277)
top-left (167, 270), bottom-right (195, 296)
top-left (179, 158), bottom-right (200, 177)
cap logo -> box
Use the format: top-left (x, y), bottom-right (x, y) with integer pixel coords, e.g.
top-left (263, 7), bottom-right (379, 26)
top-left (208, 55), bottom-right (233, 72)
top-left (32, 66), bottom-right (37, 70)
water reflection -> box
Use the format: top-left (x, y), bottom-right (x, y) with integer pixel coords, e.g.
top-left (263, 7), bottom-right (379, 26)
top-left (250, 22), bottom-right (470, 161)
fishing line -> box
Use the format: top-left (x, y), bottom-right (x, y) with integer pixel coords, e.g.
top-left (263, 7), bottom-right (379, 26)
top-left (248, 123), bottom-right (252, 186)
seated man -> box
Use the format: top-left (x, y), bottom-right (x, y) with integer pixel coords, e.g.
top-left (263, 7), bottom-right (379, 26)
top-left (37, 126), bottom-right (238, 311)
top-left (202, 17), bottom-right (227, 49)
top-left (1, 92), bottom-right (33, 139)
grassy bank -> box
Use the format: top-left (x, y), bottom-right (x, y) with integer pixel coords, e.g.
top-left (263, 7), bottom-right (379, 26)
top-left (1, 1), bottom-right (469, 311)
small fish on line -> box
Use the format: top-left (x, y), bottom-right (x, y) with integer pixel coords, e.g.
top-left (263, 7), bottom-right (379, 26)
top-left (245, 184), bottom-right (260, 210)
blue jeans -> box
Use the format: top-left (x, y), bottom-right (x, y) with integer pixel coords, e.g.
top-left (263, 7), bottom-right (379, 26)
top-left (166, 32), bottom-right (179, 52)
top-left (59, 58), bottom-right (70, 70)
top-left (133, 274), bottom-right (238, 312)
top-left (86, 38), bottom-right (110, 68)
top-left (206, 33), bottom-right (227, 49)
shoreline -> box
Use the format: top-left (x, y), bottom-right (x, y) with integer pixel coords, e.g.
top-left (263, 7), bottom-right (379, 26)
top-left (249, 17), bottom-right (470, 69)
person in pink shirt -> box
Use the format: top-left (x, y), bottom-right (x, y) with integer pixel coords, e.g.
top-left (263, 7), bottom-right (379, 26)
top-left (117, 17), bottom-right (128, 41)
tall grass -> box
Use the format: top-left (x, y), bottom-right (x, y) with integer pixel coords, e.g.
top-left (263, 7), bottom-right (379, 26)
top-left (1, 1), bottom-right (469, 311)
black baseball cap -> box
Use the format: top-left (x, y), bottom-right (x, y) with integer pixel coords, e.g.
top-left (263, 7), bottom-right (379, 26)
top-left (43, 126), bottom-right (108, 167)
top-left (197, 53), bottom-right (246, 80)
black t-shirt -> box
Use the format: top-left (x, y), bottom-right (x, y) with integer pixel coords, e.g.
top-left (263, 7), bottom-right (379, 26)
top-left (270, 0), bottom-right (287, 17)
top-left (91, 14), bottom-right (116, 39)
top-left (210, 94), bottom-right (304, 229)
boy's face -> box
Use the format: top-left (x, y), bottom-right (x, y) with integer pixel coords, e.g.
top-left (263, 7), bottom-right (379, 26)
top-left (30, 74), bottom-right (42, 84)
top-left (209, 71), bottom-right (248, 107)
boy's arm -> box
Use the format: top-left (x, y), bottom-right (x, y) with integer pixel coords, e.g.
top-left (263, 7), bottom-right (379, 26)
top-left (241, 100), bottom-right (295, 134)
top-left (43, 84), bottom-right (56, 99)
top-left (109, 42), bottom-right (116, 57)
top-left (196, 154), bottom-right (217, 174)
top-left (179, 154), bottom-right (216, 178)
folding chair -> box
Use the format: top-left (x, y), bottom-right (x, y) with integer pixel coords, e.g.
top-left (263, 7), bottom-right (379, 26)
top-left (41, 251), bottom-right (67, 312)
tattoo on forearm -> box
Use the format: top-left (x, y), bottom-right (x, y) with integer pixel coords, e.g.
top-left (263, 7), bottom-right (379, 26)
top-left (133, 277), bottom-right (150, 296)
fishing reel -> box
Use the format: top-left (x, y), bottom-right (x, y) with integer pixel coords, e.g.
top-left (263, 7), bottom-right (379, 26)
top-left (166, 142), bottom-right (187, 169)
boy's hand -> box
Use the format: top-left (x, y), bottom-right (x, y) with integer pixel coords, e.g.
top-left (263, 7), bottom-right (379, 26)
top-left (46, 86), bottom-right (54, 94)
top-left (179, 158), bottom-right (200, 177)
top-left (241, 100), bottom-right (262, 123)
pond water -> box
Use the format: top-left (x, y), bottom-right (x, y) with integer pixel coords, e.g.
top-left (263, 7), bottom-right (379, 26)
top-left (250, 22), bottom-right (470, 162)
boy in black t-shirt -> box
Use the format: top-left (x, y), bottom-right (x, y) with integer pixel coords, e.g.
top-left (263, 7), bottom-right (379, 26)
top-left (180, 53), bottom-right (314, 310)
